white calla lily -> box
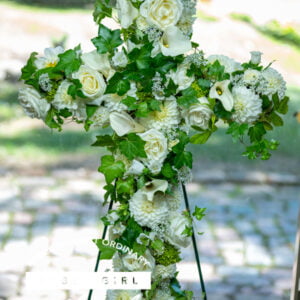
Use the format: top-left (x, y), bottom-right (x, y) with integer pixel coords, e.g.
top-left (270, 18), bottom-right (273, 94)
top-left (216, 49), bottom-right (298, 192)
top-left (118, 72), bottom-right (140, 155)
top-left (117, 0), bottom-right (139, 29)
top-left (141, 179), bottom-right (168, 201)
top-left (209, 80), bottom-right (234, 111)
top-left (109, 111), bottom-right (145, 136)
top-left (160, 26), bottom-right (192, 57)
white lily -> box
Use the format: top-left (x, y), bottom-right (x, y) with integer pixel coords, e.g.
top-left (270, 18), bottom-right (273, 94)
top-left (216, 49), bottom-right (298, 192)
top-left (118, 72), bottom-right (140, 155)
top-left (141, 179), bottom-right (168, 201)
top-left (160, 26), bottom-right (192, 57)
top-left (209, 80), bottom-right (234, 111)
top-left (109, 111), bottom-right (145, 136)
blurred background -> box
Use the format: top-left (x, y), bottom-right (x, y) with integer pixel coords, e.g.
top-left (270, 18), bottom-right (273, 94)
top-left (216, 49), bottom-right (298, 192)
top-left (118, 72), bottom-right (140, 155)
top-left (0, 0), bottom-right (299, 299)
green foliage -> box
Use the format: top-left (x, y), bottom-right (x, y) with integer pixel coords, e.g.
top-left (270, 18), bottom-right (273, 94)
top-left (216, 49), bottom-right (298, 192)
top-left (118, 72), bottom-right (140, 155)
top-left (54, 47), bottom-right (81, 76)
top-left (177, 87), bottom-right (199, 108)
top-left (98, 155), bottom-right (125, 184)
top-left (20, 52), bottom-right (38, 81)
top-left (243, 139), bottom-right (279, 160)
top-left (93, 239), bottom-right (116, 259)
top-left (93, 0), bottom-right (112, 24)
top-left (208, 60), bottom-right (229, 81)
top-left (92, 24), bottom-right (123, 54)
top-left (172, 131), bottom-right (193, 169)
top-left (106, 72), bottom-right (131, 96)
top-left (67, 79), bottom-right (86, 99)
top-left (193, 206), bottom-right (207, 221)
top-left (226, 122), bottom-right (249, 143)
top-left (190, 131), bottom-right (211, 144)
top-left (119, 133), bottom-right (147, 160)
top-left (116, 176), bottom-right (135, 195)
top-left (116, 218), bottom-right (143, 248)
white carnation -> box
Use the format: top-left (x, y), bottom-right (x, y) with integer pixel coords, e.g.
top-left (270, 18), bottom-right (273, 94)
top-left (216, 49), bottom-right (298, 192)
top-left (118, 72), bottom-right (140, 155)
top-left (153, 264), bottom-right (176, 279)
top-left (232, 86), bottom-right (262, 124)
top-left (18, 87), bottom-right (50, 120)
top-left (140, 0), bottom-right (183, 30)
top-left (182, 97), bottom-right (213, 130)
top-left (90, 106), bottom-right (110, 128)
top-left (140, 99), bottom-right (180, 132)
top-left (108, 223), bottom-right (126, 240)
top-left (129, 190), bottom-right (169, 229)
top-left (208, 55), bottom-right (242, 74)
top-left (242, 69), bottom-right (261, 85)
top-left (52, 80), bottom-right (78, 111)
top-left (106, 289), bottom-right (143, 300)
top-left (260, 67), bottom-right (286, 99)
top-left (165, 211), bottom-right (191, 248)
top-left (112, 49), bottom-right (128, 68)
top-left (35, 46), bottom-right (64, 69)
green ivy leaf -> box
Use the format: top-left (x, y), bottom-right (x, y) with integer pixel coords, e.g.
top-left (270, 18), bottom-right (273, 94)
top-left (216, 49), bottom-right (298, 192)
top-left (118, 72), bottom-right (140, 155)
top-left (54, 48), bottom-right (81, 76)
top-left (248, 123), bottom-right (266, 143)
top-left (98, 155), bottom-right (125, 184)
top-left (270, 112), bottom-right (284, 126)
top-left (92, 135), bottom-right (115, 147)
top-left (20, 52), bottom-right (38, 81)
top-left (226, 122), bottom-right (249, 143)
top-left (86, 104), bottom-right (98, 119)
top-left (121, 96), bottom-right (139, 111)
top-left (172, 131), bottom-right (189, 154)
top-left (193, 206), bottom-right (207, 221)
top-left (116, 218), bottom-right (143, 248)
top-left (119, 133), bottom-right (147, 160)
top-left (92, 24), bottom-right (123, 54)
top-left (67, 79), bottom-right (87, 99)
top-left (93, 239), bottom-right (117, 259)
top-left (117, 176), bottom-right (135, 195)
top-left (93, 0), bottom-right (112, 24)
top-left (177, 87), bottom-right (199, 108)
top-left (128, 43), bottom-right (152, 70)
top-left (208, 60), bottom-right (228, 81)
top-left (174, 151), bottom-right (193, 169)
top-left (190, 131), bottom-right (211, 144)
top-left (161, 163), bottom-right (176, 179)
top-left (277, 96), bottom-right (289, 115)
top-left (106, 72), bottom-right (131, 96)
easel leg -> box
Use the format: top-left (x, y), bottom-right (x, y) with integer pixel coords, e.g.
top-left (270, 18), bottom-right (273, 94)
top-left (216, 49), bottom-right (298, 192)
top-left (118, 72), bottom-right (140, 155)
top-left (291, 208), bottom-right (300, 300)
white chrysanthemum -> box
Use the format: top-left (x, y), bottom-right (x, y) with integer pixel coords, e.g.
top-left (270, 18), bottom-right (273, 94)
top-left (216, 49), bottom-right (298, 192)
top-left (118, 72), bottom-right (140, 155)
top-left (165, 186), bottom-right (182, 211)
top-left (242, 69), bottom-right (261, 86)
top-left (35, 46), bottom-right (64, 69)
top-left (232, 86), bottom-right (262, 124)
top-left (106, 289), bottom-right (143, 300)
top-left (153, 289), bottom-right (175, 300)
top-left (129, 190), bottom-right (169, 229)
top-left (260, 67), bottom-right (286, 99)
top-left (19, 87), bottom-right (50, 120)
top-left (52, 80), bottom-right (78, 111)
top-left (140, 100), bottom-right (180, 131)
top-left (90, 106), bottom-right (110, 128)
top-left (153, 264), bottom-right (176, 279)
top-left (207, 55), bottom-right (242, 74)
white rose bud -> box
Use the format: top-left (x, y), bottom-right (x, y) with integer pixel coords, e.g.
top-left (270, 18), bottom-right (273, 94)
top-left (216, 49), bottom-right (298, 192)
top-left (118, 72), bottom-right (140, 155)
top-left (169, 64), bottom-right (194, 91)
top-left (109, 111), bottom-right (145, 136)
top-left (126, 160), bottom-right (145, 176)
top-left (140, 0), bottom-right (183, 30)
top-left (165, 211), bottom-right (192, 248)
top-left (19, 87), bottom-right (50, 120)
top-left (73, 65), bottom-right (106, 99)
top-left (183, 97), bottom-right (213, 130)
top-left (250, 51), bottom-right (263, 65)
top-left (81, 50), bottom-right (115, 80)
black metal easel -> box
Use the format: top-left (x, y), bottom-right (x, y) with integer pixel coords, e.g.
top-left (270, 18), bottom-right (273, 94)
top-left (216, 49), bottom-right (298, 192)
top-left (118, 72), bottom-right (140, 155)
top-left (87, 183), bottom-right (207, 300)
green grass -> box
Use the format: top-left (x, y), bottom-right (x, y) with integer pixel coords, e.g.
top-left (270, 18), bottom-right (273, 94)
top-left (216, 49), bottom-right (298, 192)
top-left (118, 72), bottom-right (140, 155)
top-left (197, 10), bottom-right (219, 22)
top-left (0, 0), bottom-right (93, 13)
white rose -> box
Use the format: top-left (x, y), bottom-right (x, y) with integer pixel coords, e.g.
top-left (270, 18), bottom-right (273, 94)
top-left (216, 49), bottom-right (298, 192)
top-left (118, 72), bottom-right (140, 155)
top-left (123, 249), bottom-right (155, 272)
top-left (52, 80), bottom-right (78, 111)
top-left (139, 129), bottom-right (168, 172)
top-left (250, 51), bottom-right (263, 65)
top-left (81, 51), bottom-right (115, 80)
top-left (169, 64), bottom-right (194, 91)
top-left (18, 87), bottom-right (50, 120)
top-left (73, 65), bottom-right (106, 99)
top-left (109, 111), bottom-right (145, 136)
top-left (140, 0), bottom-right (183, 30)
top-left (112, 49), bottom-right (128, 68)
top-left (35, 46), bottom-right (64, 69)
top-left (106, 211), bottom-right (119, 224)
top-left (117, 0), bottom-right (139, 29)
top-left (183, 97), bottom-right (213, 130)
top-left (165, 211), bottom-right (192, 248)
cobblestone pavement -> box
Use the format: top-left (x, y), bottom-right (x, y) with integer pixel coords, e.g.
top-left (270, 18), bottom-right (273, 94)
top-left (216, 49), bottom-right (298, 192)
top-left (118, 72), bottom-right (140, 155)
top-left (0, 169), bottom-right (299, 300)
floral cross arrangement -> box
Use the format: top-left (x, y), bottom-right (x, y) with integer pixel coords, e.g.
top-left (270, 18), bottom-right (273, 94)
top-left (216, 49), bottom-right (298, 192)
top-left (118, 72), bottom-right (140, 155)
top-left (19, 0), bottom-right (289, 298)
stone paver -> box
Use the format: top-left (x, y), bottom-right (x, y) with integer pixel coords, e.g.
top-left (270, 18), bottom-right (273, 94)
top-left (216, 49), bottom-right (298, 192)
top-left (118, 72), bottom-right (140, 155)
top-left (0, 171), bottom-right (298, 300)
